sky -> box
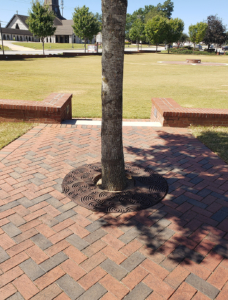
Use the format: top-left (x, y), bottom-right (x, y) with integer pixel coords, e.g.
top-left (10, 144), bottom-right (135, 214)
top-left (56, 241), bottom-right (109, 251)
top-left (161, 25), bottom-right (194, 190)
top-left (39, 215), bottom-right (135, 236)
top-left (0, 0), bottom-right (227, 34)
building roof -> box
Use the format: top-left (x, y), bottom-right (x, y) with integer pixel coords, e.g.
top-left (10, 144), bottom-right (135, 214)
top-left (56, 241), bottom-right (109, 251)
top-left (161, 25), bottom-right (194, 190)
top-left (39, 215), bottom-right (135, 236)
top-left (3, 13), bottom-right (74, 37)
top-left (6, 14), bottom-right (29, 29)
top-left (55, 20), bottom-right (74, 35)
top-left (53, 17), bottom-right (63, 26)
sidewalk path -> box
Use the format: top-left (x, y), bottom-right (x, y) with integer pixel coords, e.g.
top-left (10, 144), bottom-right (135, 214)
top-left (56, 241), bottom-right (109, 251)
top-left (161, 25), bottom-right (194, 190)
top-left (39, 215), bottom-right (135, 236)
top-left (0, 123), bottom-right (228, 299)
top-left (3, 41), bottom-right (38, 52)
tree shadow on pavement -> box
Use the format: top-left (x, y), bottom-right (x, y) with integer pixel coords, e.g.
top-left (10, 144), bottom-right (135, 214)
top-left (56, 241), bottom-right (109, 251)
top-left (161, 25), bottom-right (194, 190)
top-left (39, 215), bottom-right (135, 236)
top-left (98, 129), bottom-right (228, 270)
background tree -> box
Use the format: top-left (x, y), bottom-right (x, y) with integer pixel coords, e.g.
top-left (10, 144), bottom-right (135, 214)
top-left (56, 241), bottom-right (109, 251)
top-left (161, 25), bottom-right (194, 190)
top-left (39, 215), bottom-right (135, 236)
top-left (165, 18), bottom-right (184, 53)
top-left (26, 0), bottom-right (56, 55)
top-left (101, 0), bottom-right (127, 191)
top-left (178, 33), bottom-right (189, 47)
top-left (72, 6), bottom-right (100, 52)
top-left (203, 15), bottom-right (227, 49)
top-left (94, 12), bottom-right (102, 31)
top-left (145, 15), bottom-right (167, 51)
top-left (189, 22), bottom-right (207, 51)
top-left (127, 0), bottom-right (174, 36)
top-left (129, 19), bottom-right (145, 50)
top-left (156, 0), bottom-right (174, 19)
top-left (144, 9), bottom-right (165, 23)
top-left (188, 25), bottom-right (197, 49)
top-left (125, 13), bottom-right (134, 40)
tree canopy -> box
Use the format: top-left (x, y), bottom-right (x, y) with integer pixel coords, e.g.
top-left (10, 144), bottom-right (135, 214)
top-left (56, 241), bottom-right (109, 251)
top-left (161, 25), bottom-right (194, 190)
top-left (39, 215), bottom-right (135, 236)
top-left (189, 22), bottom-right (208, 49)
top-left (165, 18), bottom-right (184, 53)
top-left (26, 0), bottom-right (56, 55)
top-left (126, 0), bottom-right (174, 40)
top-left (129, 19), bottom-right (145, 49)
top-left (203, 15), bottom-right (227, 48)
top-left (145, 15), bottom-right (168, 51)
top-left (72, 6), bottom-right (100, 52)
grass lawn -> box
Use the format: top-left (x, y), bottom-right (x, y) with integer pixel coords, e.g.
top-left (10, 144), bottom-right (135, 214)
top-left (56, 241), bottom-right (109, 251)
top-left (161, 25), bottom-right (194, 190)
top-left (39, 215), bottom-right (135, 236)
top-left (0, 46), bottom-right (11, 51)
top-left (12, 42), bottom-right (152, 51)
top-left (1, 53), bottom-right (228, 119)
top-left (191, 126), bottom-right (228, 164)
top-left (1, 53), bottom-right (228, 163)
top-left (0, 122), bottom-right (34, 150)
top-left (12, 42), bottom-right (87, 50)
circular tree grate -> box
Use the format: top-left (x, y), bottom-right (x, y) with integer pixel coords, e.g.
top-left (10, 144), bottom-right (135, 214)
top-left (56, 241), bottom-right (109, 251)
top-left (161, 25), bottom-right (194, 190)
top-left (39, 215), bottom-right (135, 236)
top-left (62, 163), bottom-right (168, 213)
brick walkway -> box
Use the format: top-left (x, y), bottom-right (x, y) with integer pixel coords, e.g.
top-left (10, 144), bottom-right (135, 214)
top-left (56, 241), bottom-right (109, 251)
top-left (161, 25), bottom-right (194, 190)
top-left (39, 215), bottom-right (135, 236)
top-left (0, 123), bottom-right (228, 300)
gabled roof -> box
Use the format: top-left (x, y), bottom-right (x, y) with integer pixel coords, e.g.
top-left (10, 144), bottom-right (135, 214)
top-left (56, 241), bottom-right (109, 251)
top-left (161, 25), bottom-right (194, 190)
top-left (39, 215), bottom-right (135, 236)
top-left (55, 20), bottom-right (74, 35)
top-left (53, 17), bottom-right (63, 26)
top-left (6, 14), bottom-right (29, 29)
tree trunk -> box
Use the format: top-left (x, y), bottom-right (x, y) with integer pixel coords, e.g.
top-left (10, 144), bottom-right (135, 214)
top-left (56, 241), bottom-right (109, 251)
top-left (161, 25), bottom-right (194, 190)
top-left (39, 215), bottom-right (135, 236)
top-left (84, 38), bottom-right (86, 53)
top-left (42, 39), bottom-right (44, 55)
top-left (168, 44), bottom-right (170, 54)
top-left (101, 0), bottom-right (127, 191)
top-left (1, 36), bottom-right (4, 56)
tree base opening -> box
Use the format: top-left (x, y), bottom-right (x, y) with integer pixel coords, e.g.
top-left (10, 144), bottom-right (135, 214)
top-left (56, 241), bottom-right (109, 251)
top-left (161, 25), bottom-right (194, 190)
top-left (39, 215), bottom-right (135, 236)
top-left (62, 163), bottom-right (169, 213)
top-left (94, 173), bottom-right (134, 193)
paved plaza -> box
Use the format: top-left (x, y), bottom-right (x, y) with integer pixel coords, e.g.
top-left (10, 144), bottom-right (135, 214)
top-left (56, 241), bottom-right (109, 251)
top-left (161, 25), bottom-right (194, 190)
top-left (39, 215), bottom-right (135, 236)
top-left (0, 122), bottom-right (228, 299)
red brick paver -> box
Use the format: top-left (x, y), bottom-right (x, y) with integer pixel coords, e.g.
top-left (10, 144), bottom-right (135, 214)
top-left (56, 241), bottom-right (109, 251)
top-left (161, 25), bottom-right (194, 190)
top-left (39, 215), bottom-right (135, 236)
top-left (0, 123), bottom-right (228, 299)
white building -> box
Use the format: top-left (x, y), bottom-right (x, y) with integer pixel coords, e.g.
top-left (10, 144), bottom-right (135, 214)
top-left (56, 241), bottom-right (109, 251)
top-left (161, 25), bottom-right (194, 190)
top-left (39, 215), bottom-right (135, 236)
top-left (0, 0), bottom-right (95, 44)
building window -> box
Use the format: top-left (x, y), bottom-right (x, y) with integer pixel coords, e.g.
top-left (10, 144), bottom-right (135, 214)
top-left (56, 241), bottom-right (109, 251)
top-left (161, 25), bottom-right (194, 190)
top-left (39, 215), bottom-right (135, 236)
top-left (15, 23), bottom-right (20, 29)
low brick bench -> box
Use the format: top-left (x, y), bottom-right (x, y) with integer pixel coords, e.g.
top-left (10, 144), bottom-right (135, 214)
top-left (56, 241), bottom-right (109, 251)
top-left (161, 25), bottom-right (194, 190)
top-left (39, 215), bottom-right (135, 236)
top-left (186, 59), bottom-right (201, 64)
top-left (151, 98), bottom-right (228, 127)
top-left (0, 93), bottom-right (72, 124)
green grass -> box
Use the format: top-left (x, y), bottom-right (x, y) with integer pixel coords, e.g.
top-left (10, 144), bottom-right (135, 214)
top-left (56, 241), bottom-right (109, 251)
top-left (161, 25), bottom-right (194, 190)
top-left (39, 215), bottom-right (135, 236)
top-left (0, 122), bottom-right (34, 150)
top-left (1, 53), bottom-right (228, 162)
top-left (191, 126), bottom-right (228, 164)
top-left (0, 46), bottom-right (11, 51)
top-left (13, 42), bottom-right (89, 50)
top-left (13, 42), bottom-right (153, 50)
top-left (0, 53), bottom-right (228, 119)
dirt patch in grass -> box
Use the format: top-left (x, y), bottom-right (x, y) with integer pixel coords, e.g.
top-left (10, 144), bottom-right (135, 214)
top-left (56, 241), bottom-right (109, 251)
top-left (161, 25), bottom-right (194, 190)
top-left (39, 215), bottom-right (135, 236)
top-left (191, 126), bottom-right (228, 164)
top-left (0, 122), bottom-right (34, 150)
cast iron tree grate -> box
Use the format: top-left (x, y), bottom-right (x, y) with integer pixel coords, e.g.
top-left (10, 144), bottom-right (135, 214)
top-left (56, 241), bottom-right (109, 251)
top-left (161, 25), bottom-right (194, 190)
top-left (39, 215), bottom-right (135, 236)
top-left (62, 163), bottom-right (168, 213)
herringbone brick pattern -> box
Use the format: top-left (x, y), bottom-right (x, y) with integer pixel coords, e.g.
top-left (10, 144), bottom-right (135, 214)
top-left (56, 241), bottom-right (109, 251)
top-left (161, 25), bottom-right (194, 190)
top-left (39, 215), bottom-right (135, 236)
top-left (0, 123), bottom-right (228, 299)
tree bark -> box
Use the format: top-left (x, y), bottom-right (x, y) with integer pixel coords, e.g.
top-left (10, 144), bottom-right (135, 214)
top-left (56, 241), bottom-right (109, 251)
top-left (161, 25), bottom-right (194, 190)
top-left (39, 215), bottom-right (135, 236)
top-left (101, 0), bottom-right (127, 191)
top-left (42, 38), bottom-right (44, 55)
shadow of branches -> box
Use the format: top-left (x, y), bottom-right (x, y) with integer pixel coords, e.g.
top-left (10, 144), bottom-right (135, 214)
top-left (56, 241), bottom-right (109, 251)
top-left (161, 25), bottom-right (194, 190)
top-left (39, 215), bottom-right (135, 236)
top-left (192, 126), bottom-right (228, 164)
top-left (97, 128), bottom-right (228, 270)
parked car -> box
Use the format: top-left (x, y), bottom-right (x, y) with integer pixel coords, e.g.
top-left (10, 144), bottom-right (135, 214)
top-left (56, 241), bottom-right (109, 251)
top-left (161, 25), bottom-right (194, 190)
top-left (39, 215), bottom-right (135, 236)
top-left (165, 45), bottom-right (173, 50)
top-left (222, 45), bottom-right (228, 50)
top-left (195, 44), bottom-right (202, 49)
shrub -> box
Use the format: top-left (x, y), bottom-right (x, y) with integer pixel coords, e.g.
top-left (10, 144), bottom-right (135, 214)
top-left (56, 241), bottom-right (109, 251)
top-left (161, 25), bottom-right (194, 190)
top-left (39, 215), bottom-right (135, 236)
top-left (183, 46), bottom-right (193, 50)
top-left (204, 48), bottom-right (215, 52)
top-left (161, 47), bottom-right (216, 55)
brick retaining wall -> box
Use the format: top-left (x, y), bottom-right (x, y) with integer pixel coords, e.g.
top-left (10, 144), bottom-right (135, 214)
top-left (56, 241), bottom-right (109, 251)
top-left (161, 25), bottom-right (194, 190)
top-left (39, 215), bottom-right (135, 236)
top-left (0, 93), bottom-right (72, 124)
top-left (151, 98), bottom-right (228, 127)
